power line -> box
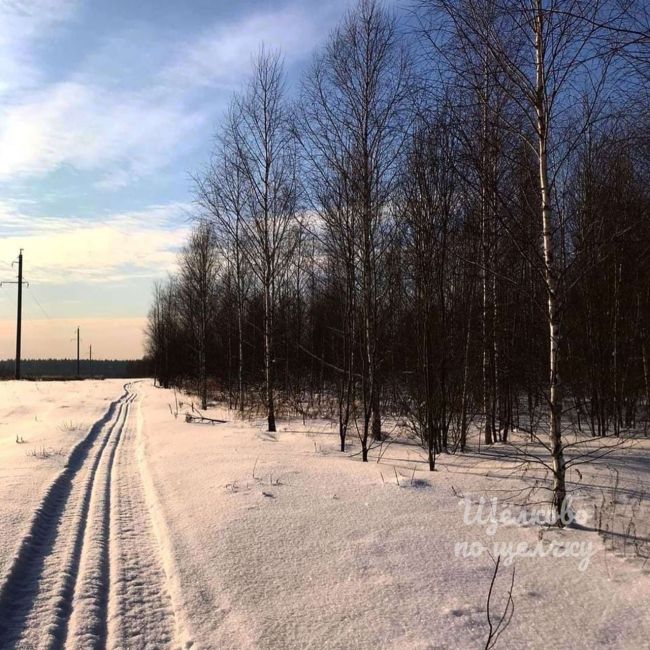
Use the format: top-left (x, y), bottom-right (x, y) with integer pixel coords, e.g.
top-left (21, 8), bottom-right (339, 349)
top-left (28, 289), bottom-right (52, 320)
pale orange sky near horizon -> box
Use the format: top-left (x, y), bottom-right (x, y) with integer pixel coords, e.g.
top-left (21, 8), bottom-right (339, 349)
top-left (0, 318), bottom-right (147, 360)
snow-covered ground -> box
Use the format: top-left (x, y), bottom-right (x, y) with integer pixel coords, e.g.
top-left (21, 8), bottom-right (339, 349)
top-left (0, 380), bottom-right (121, 582)
top-left (0, 379), bottom-right (648, 649)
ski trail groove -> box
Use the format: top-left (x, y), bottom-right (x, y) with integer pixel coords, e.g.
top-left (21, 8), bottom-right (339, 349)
top-left (66, 393), bottom-right (134, 649)
top-left (0, 382), bottom-right (179, 650)
top-left (0, 386), bottom-right (132, 650)
top-left (107, 385), bottom-right (176, 649)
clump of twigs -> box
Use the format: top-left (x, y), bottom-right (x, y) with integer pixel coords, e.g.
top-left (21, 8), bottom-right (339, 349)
top-left (595, 468), bottom-right (650, 564)
top-left (27, 446), bottom-right (65, 460)
top-left (58, 420), bottom-right (85, 433)
top-left (484, 555), bottom-right (515, 649)
top-left (168, 388), bottom-right (180, 419)
top-left (225, 481), bottom-right (239, 493)
top-left (184, 402), bottom-right (227, 425)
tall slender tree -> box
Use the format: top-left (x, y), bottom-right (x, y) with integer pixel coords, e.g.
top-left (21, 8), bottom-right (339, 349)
top-left (299, 0), bottom-right (412, 460)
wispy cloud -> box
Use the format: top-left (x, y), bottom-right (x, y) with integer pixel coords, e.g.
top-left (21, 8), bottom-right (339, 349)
top-left (0, 81), bottom-right (208, 183)
top-left (0, 0), bottom-right (78, 97)
top-left (163, 3), bottom-right (330, 90)
top-left (0, 202), bottom-right (191, 284)
top-left (0, 0), bottom-right (360, 356)
top-left (0, 1), bottom-right (351, 187)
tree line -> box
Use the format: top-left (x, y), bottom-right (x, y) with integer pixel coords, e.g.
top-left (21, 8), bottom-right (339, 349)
top-left (146, 0), bottom-right (650, 520)
top-left (0, 358), bottom-right (150, 379)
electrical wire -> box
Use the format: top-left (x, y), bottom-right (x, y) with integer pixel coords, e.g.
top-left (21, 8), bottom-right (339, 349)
top-left (29, 290), bottom-right (52, 321)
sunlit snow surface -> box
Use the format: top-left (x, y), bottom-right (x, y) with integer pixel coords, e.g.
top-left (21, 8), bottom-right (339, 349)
top-left (0, 379), bottom-right (648, 648)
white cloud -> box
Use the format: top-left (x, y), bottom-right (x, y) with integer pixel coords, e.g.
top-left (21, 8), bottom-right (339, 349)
top-left (0, 2), bottom-right (210, 184)
top-left (0, 0), bottom-right (78, 97)
top-left (0, 81), bottom-right (208, 181)
top-left (164, 4), bottom-right (327, 90)
top-left (0, 202), bottom-right (191, 284)
top-left (0, 1), bottom-right (352, 186)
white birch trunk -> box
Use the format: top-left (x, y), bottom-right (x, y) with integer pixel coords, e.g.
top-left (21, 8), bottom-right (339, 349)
top-left (535, 2), bottom-right (566, 522)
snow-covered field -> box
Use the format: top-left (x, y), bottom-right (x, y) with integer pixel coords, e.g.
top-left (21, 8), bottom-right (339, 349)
top-left (0, 380), bottom-right (121, 583)
top-left (0, 379), bottom-right (648, 649)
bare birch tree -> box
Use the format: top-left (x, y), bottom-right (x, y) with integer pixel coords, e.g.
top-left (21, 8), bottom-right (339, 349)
top-left (196, 109), bottom-right (252, 414)
top-left (177, 221), bottom-right (220, 410)
top-left (419, 0), bottom-right (644, 519)
top-left (198, 49), bottom-right (299, 431)
top-left (299, 0), bottom-right (412, 460)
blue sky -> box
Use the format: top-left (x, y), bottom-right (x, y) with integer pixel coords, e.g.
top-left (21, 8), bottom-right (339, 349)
top-left (0, 0), bottom-right (361, 359)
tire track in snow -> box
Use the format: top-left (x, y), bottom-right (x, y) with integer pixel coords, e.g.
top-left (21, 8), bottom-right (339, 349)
top-left (66, 393), bottom-right (134, 649)
top-left (106, 385), bottom-right (176, 649)
top-left (0, 385), bottom-right (132, 649)
top-left (0, 383), bottom-right (179, 650)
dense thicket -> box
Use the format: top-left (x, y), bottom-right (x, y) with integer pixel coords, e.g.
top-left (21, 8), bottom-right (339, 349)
top-left (146, 0), bottom-right (650, 518)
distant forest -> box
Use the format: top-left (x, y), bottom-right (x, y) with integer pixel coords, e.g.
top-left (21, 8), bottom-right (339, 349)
top-left (0, 359), bottom-right (151, 379)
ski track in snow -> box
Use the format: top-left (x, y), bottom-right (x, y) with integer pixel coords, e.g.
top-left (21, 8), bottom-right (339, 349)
top-left (0, 382), bottom-right (178, 650)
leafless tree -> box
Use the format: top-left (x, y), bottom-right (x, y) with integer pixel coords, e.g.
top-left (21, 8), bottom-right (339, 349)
top-left (299, 0), bottom-right (413, 460)
top-left (196, 110), bottom-right (252, 413)
top-left (177, 221), bottom-right (220, 410)
top-left (417, 0), bottom-right (645, 520)
top-left (146, 0), bottom-right (650, 504)
top-left (400, 110), bottom-right (464, 468)
top-left (198, 49), bottom-right (300, 431)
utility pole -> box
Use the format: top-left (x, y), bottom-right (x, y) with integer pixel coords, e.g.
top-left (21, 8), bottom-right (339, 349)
top-left (16, 252), bottom-right (23, 380)
top-left (71, 327), bottom-right (82, 378)
top-left (77, 327), bottom-right (80, 377)
top-left (89, 344), bottom-right (92, 379)
top-left (1, 250), bottom-right (28, 379)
